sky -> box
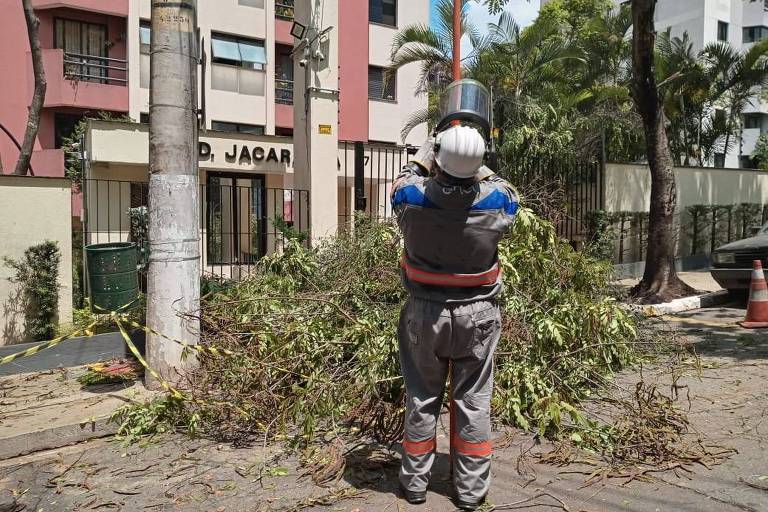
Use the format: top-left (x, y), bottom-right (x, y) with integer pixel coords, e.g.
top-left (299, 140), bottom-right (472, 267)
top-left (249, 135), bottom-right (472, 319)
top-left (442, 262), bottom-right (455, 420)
top-left (429, 0), bottom-right (541, 56)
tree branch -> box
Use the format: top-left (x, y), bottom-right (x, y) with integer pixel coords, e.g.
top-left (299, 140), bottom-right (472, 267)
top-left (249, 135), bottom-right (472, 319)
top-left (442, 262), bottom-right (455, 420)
top-left (14, 0), bottom-right (47, 176)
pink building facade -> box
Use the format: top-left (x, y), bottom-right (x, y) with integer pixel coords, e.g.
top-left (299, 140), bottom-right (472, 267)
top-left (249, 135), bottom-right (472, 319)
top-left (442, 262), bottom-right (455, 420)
top-left (0, 0), bottom-right (428, 209)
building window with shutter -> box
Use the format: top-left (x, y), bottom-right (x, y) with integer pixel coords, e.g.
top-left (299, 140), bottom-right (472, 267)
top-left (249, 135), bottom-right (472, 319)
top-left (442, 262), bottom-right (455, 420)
top-left (211, 34), bottom-right (267, 70)
top-left (368, 66), bottom-right (396, 102)
top-left (210, 33), bottom-right (267, 96)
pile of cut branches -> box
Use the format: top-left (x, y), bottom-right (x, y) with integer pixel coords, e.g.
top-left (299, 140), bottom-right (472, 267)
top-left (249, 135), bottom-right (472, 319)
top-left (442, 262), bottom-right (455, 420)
top-left (156, 209), bottom-right (638, 446)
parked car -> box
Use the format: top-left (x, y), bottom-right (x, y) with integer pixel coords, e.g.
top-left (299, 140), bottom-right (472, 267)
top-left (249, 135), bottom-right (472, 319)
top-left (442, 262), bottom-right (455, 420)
top-left (710, 223), bottom-right (768, 294)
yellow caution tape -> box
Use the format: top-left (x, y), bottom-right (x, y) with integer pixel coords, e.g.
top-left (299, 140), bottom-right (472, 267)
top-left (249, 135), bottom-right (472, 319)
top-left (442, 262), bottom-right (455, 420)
top-left (114, 316), bottom-right (184, 399)
top-left (123, 319), bottom-right (236, 358)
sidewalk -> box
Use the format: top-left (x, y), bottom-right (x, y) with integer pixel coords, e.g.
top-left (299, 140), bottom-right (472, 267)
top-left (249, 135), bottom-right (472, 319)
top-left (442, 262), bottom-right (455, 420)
top-left (1, 307), bottom-right (766, 511)
top-left (0, 367), bottom-right (155, 460)
top-left (616, 270), bottom-right (724, 294)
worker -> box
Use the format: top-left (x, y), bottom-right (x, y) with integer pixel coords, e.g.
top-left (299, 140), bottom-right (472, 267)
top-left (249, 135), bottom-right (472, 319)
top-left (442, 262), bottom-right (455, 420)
top-left (391, 79), bottom-right (519, 511)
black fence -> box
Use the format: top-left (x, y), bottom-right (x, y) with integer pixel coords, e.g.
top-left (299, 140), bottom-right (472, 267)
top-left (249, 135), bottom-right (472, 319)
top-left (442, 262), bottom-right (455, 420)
top-left (337, 141), bottom-right (416, 227)
top-left (336, 144), bottom-right (604, 244)
top-left (504, 156), bottom-right (605, 244)
top-left (82, 179), bottom-right (309, 279)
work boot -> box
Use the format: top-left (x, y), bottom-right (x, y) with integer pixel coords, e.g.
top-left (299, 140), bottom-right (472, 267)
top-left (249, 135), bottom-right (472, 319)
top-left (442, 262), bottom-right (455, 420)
top-left (456, 495), bottom-right (486, 511)
top-left (399, 484), bottom-right (427, 505)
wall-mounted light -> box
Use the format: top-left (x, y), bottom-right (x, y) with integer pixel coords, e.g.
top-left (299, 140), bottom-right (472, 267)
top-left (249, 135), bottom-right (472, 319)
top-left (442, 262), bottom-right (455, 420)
top-left (290, 21), bottom-right (306, 40)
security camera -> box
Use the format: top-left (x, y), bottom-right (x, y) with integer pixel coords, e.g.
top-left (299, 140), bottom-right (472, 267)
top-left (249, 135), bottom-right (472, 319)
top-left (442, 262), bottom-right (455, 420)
top-left (313, 49), bottom-right (325, 61)
top-left (299, 58), bottom-right (308, 67)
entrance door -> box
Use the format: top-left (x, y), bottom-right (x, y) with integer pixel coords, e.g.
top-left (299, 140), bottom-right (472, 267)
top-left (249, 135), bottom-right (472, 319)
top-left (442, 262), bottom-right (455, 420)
top-left (206, 174), bottom-right (266, 268)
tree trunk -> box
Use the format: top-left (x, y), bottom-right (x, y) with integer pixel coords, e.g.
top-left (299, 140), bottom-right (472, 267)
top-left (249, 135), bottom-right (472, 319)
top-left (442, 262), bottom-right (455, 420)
top-left (14, 0), bottom-right (46, 176)
top-left (146, 0), bottom-right (200, 389)
top-left (630, 0), bottom-right (694, 303)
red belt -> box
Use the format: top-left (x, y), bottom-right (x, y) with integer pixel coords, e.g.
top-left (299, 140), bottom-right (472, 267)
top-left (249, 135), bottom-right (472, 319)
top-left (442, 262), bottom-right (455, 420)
top-left (401, 257), bottom-right (501, 288)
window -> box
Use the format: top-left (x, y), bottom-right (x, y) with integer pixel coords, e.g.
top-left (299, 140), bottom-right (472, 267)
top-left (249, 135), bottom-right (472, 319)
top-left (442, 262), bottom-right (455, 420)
top-left (211, 34), bottom-right (267, 95)
top-left (211, 33), bottom-right (267, 70)
top-left (718, 21), bottom-right (729, 42)
top-left (54, 113), bottom-right (84, 149)
top-left (211, 121), bottom-right (265, 135)
top-left (139, 22), bottom-right (150, 53)
top-left (714, 153), bottom-right (726, 168)
top-left (743, 26), bottom-right (768, 43)
top-left (368, 66), bottom-right (396, 101)
top-left (745, 113), bottom-right (763, 129)
top-left (741, 156), bottom-right (756, 169)
top-left (275, 0), bottom-right (294, 20)
top-left (55, 18), bottom-right (108, 83)
top-left (139, 21), bottom-right (151, 89)
top-left (369, 0), bottom-right (396, 27)
top-left (276, 44), bottom-right (294, 105)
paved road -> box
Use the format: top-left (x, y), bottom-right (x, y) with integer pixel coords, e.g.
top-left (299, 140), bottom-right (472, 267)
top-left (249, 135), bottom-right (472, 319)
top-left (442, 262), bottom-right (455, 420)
top-left (1, 306), bottom-right (766, 511)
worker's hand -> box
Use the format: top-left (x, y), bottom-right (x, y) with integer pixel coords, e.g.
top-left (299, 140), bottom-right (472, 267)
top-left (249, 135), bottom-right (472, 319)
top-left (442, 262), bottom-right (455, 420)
top-left (411, 137), bottom-right (436, 175)
top-left (392, 138), bottom-right (436, 199)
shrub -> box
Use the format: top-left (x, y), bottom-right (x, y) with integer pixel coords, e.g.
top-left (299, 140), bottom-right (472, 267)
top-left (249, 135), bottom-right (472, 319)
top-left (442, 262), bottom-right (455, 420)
top-left (4, 241), bottom-right (61, 341)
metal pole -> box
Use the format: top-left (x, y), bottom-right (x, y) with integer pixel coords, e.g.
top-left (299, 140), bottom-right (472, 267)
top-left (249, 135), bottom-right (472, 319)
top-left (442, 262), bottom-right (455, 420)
top-left (354, 141), bottom-right (366, 211)
top-left (452, 0), bottom-right (461, 80)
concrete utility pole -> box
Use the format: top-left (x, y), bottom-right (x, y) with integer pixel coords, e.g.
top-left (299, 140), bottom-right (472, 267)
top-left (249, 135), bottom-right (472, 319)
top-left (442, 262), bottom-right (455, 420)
top-left (146, 0), bottom-right (200, 388)
top-left (293, 0), bottom-right (340, 243)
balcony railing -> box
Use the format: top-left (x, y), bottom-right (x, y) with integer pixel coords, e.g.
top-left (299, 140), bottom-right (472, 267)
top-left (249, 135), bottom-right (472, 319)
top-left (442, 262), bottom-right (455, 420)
top-left (276, 78), bottom-right (294, 105)
top-left (276, 0), bottom-right (294, 20)
top-left (63, 52), bottom-right (128, 86)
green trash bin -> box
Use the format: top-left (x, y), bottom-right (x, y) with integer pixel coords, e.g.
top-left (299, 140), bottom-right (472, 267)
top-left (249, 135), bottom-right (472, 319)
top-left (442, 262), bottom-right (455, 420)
top-left (85, 242), bottom-right (140, 313)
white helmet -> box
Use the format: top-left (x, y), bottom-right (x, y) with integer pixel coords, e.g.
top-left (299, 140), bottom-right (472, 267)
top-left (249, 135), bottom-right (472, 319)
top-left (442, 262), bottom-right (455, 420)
top-left (435, 125), bottom-right (486, 179)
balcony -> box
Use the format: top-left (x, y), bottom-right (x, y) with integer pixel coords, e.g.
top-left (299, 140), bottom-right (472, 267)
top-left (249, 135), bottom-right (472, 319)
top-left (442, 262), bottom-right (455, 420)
top-left (275, 0), bottom-right (294, 44)
top-left (31, 0), bottom-right (128, 17)
top-left (38, 49), bottom-right (129, 112)
top-left (276, 0), bottom-right (294, 20)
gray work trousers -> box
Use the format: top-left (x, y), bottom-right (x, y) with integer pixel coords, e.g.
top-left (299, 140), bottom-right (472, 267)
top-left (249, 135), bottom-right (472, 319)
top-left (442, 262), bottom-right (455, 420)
top-left (398, 297), bottom-right (501, 503)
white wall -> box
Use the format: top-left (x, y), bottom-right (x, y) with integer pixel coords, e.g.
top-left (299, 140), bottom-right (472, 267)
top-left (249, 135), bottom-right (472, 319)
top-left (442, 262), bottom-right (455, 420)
top-left (0, 176), bottom-right (73, 345)
top-left (605, 162), bottom-right (768, 213)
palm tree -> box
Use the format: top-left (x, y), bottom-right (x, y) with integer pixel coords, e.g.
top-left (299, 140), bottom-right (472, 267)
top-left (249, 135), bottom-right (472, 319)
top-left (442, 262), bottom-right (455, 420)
top-left (655, 32), bottom-right (708, 165)
top-left (389, 0), bottom-right (480, 140)
top-left (701, 39), bottom-right (768, 166)
top-left (469, 12), bottom-right (586, 158)
top-left (390, 0), bottom-right (481, 92)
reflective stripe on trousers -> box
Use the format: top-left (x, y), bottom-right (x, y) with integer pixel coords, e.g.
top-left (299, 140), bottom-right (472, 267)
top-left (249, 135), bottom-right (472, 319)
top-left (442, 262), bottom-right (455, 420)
top-left (398, 297), bottom-right (500, 503)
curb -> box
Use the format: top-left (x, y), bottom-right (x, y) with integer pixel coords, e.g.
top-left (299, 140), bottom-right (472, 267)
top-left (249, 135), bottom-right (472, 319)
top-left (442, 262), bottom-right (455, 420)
top-left (0, 415), bottom-right (117, 461)
top-left (624, 290), bottom-right (730, 317)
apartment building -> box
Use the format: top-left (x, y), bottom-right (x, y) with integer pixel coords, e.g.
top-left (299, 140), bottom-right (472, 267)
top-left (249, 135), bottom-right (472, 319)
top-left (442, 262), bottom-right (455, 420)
top-left (540, 0), bottom-right (768, 168)
top-left (0, 0), bottom-right (428, 181)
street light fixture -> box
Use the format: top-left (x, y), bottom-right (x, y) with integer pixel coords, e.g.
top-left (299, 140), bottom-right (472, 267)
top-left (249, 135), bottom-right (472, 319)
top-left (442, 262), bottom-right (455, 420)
top-left (290, 21), bottom-right (306, 40)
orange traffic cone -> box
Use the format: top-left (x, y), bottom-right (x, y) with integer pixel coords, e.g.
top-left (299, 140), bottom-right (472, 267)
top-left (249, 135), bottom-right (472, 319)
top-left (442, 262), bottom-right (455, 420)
top-left (740, 260), bottom-right (768, 328)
